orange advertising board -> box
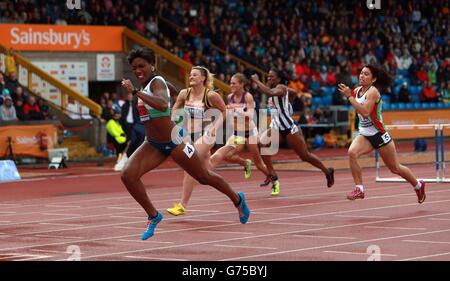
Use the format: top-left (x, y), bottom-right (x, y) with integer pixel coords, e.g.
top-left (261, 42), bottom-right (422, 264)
top-left (0, 24), bottom-right (123, 52)
top-left (383, 109), bottom-right (450, 139)
top-left (0, 124), bottom-right (56, 158)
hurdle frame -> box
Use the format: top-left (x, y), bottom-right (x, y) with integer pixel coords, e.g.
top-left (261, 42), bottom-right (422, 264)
top-left (375, 124), bottom-right (449, 183)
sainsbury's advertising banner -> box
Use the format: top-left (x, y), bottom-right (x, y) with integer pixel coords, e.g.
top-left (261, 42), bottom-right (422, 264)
top-left (0, 125), bottom-right (56, 158)
top-left (0, 24), bottom-right (123, 52)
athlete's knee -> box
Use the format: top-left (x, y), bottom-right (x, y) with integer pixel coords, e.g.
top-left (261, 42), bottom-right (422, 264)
top-left (194, 170), bottom-right (212, 185)
top-left (389, 165), bottom-right (401, 175)
top-left (223, 154), bottom-right (233, 162)
top-left (348, 149), bottom-right (359, 159)
top-left (254, 159), bottom-right (263, 168)
top-left (255, 160), bottom-right (266, 171)
top-left (298, 151), bottom-right (310, 161)
top-left (120, 167), bottom-right (137, 185)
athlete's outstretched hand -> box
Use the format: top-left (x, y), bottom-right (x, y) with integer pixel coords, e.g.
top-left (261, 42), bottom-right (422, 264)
top-left (121, 79), bottom-right (134, 94)
top-left (337, 83), bottom-right (351, 98)
top-left (251, 74), bottom-right (260, 83)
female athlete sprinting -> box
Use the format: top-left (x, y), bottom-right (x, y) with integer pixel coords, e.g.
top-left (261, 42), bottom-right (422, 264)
top-left (120, 48), bottom-right (250, 240)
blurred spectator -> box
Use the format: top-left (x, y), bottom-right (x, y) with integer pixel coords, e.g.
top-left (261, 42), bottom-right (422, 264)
top-left (11, 86), bottom-right (27, 103)
top-left (0, 86), bottom-right (10, 105)
top-left (416, 65), bottom-right (429, 83)
top-left (2, 0), bottom-right (449, 109)
top-left (0, 96), bottom-right (17, 121)
top-left (38, 97), bottom-right (50, 119)
top-left (0, 73), bottom-right (6, 94)
top-left (383, 86), bottom-right (397, 103)
top-left (101, 92), bottom-right (111, 101)
top-left (324, 130), bottom-right (338, 148)
top-left (315, 65), bottom-right (336, 86)
top-left (23, 95), bottom-right (43, 120)
top-left (106, 112), bottom-right (127, 158)
top-left (288, 74), bottom-right (305, 94)
top-left (5, 48), bottom-right (17, 76)
top-left (99, 97), bottom-right (107, 109)
top-left (419, 81), bottom-right (440, 103)
top-left (120, 93), bottom-right (139, 140)
top-left (428, 65), bottom-right (437, 85)
top-left (102, 99), bottom-right (116, 121)
top-left (14, 98), bottom-right (26, 120)
top-left (67, 97), bottom-right (80, 119)
top-left (145, 16), bottom-right (158, 35)
top-left (325, 66), bottom-right (336, 86)
top-left (437, 61), bottom-right (450, 84)
top-left (298, 107), bottom-right (314, 139)
top-left (110, 92), bottom-right (121, 113)
top-left (291, 92), bottom-right (308, 114)
top-left (301, 92), bottom-right (313, 109)
top-left (309, 76), bottom-right (321, 94)
top-left (364, 50), bottom-right (378, 65)
top-left (135, 15), bottom-right (146, 34)
top-left (313, 108), bottom-right (325, 124)
top-left (5, 72), bottom-right (20, 95)
top-left (398, 82), bottom-right (412, 103)
top-left (439, 81), bottom-right (450, 103)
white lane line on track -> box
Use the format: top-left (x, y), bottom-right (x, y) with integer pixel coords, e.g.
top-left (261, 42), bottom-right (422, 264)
top-left (323, 250), bottom-right (397, 257)
top-left (292, 234), bottom-right (356, 240)
top-left (269, 222), bottom-right (325, 227)
top-left (214, 244), bottom-right (277, 250)
top-left (118, 239), bottom-right (174, 244)
top-left (124, 255), bottom-right (187, 261)
top-left (198, 230), bottom-right (254, 235)
top-left (336, 215), bottom-right (390, 219)
top-left (40, 222), bottom-right (84, 227)
top-left (35, 234), bottom-right (84, 239)
top-left (403, 239), bottom-right (450, 245)
top-left (398, 251), bottom-right (450, 261)
top-left (364, 226), bottom-right (427, 231)
top-left (1, 196), bottom-right (450, 254)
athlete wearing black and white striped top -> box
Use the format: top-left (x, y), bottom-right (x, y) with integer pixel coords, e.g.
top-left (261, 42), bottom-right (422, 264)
top-left (251, 70), bottom-right (335, 195)
top-left (268, 87), bottom-right (296, 135)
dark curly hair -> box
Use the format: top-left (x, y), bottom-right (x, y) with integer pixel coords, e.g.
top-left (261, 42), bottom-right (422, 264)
top-left (269, 69), bottom-right (288, 85)
top-left (363, 64), bottom-right (393, 90)
top-left (127, 47), bottom-right (155, 65)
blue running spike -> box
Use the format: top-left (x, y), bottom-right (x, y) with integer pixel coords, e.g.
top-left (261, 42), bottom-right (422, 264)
top-left (141, 211), bottom-right (163, 240)
top-left (237, 192), bottom-right (250, 224)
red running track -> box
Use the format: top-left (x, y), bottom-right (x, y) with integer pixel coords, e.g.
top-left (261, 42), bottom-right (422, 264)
top-left (0, 162), bottom-right (449, 261)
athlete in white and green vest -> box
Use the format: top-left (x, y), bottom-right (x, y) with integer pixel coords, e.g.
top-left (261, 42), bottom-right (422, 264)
top-left (338, 64), bottom-right (426, 203)
top-left (120, 47), bottom-right (250, 241)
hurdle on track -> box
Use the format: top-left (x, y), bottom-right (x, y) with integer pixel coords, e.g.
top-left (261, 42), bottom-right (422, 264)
top-left (375, 124), bottom-right (449, 183)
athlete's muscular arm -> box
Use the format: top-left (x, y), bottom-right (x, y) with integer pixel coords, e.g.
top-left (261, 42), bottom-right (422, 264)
top-left (171, 89), bottom-right (187, 121)
top-left (287, 87), bottom-right (299, 103)
top-left (207, 91), bottom-right (227, 135)
top-left (338, 83), bottom-right (379, 118)
top-left (121, 78), bottom-right (169, 112)
top-left (251, 74), bottom-right (286, 97)
top-left (166, 81), bottom-right (179, 108)
top-left (243, 92), bottom-right (256, 119)
top-left (146, 78), bottom-right (170, 112)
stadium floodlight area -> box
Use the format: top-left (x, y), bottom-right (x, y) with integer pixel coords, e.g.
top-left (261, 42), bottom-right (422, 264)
top-left (375, 124), bottom-right (449, 183)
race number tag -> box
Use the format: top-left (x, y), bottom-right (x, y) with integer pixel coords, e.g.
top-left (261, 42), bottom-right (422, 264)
top-left (183, 143), bottom-right (195, 158)
top-left (381, 132), bottom-right (391, 143)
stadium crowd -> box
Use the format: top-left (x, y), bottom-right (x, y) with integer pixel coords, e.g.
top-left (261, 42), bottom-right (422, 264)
top-left (1, 1), bottom-right (449, 102)
top-left (1, 0), bottom-right (449, 131)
